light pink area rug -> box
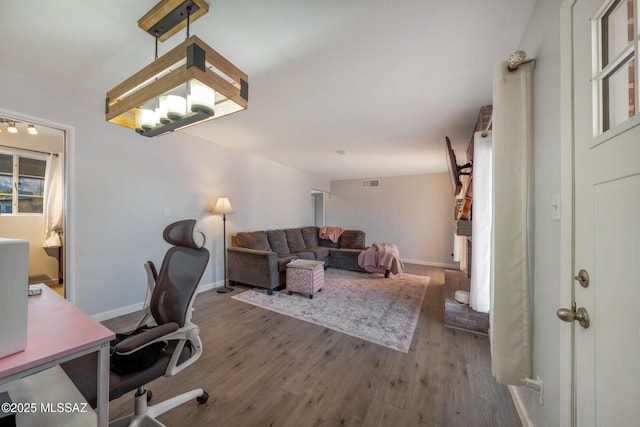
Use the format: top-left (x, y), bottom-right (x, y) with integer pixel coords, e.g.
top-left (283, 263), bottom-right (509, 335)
top-left (231, 269), bottom-right (429, 353)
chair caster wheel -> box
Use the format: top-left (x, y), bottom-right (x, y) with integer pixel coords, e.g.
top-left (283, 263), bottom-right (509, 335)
top-left (147, 390), bottom-right (153, 402)
top-left (197, 391), bottom-right (209, 404)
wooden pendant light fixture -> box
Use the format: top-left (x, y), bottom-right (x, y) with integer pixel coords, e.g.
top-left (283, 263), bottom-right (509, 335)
top-left (105, 0), bottom-right (248, 137)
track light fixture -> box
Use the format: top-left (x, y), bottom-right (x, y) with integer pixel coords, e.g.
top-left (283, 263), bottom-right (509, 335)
top-left (0, 118), bottom-right (38, 135)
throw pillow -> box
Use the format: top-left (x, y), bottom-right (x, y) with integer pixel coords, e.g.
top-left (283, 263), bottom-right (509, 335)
top-left (285, 228), bottom-right (307, 253)
top-left (267, 230), bottom-right (290, 256)
top-left (301, 226), bottom-right (319, 247)
top-left (235, 231), bottom-right (271, 251)
top-left (339, 230), bottom-right (366, 249)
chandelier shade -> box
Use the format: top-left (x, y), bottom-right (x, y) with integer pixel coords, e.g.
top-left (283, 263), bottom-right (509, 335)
top-left (105, 35), bottom-right (248, 137)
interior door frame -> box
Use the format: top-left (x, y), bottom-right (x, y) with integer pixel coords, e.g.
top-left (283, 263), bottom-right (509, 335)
top-left (311, 189), bottom-right (327, 227)
top-left (560, 1), bottom-right (578, 426)
top-left (0, 108), bottom-right (75, 304)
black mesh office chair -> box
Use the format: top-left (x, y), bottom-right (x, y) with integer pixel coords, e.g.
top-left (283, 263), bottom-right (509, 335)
top-left (63, 219), bottom-right (210, 426)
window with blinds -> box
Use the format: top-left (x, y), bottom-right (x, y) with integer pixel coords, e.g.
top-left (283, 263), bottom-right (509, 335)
top-left (0, 152), bottom-right (46, 214)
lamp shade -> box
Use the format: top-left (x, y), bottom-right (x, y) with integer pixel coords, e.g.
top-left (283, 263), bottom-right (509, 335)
top-left (211, 197), bottom-right (235, 215)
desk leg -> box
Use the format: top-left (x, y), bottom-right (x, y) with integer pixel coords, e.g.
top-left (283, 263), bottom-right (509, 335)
top-left (96, 342), bottom-right (110, 427)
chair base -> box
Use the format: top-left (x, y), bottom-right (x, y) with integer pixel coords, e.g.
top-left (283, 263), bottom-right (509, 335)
top-left (110, 386), bottom-right (208, 427)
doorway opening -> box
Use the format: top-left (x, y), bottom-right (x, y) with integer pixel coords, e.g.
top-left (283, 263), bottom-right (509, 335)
top-left (0, 114), bottom-right (66, 297)
top-left (311, 190), bottom-right (327, 227)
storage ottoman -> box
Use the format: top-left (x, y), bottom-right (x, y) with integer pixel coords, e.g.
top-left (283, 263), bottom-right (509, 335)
top-left (286, 259), bottom-right (325, 299)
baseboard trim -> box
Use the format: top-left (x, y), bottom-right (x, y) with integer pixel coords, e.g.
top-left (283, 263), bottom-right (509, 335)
top-left (30, 279), bottom-right (60, 287)
top-left (92, 280), bottom-right (222, 322)
top-left (508, 385), bottom-right (533, 427)
top-left (443, 323), bottom-right (488, 336)
top-left (402, 259), bottom-right (460, 269)
top-left (197, 280), bottom-right (222, 293)
top-left (92, 302), bottom-right (144, 322)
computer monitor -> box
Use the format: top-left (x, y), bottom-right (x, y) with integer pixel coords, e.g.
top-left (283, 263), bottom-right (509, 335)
top-left (0, 238), bottom-right (28, 358)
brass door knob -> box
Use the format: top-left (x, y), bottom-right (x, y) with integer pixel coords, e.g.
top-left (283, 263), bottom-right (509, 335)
top-left (557, 304), bottom-right (590, 329)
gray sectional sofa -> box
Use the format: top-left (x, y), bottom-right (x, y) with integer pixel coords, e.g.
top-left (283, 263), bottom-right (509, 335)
top-left (227, 226), bottom-right (366, 294)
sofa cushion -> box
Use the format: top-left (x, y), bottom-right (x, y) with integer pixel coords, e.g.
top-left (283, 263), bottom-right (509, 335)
top-left (318, 238), bottom-right (339, 248)
top-left (285, 228), bottom-right (307, 253)
top-left (235, 231), bottom-right (271, 251)
top-left (301, 226), bottom-right (319, 248)
top-left (339, 230), bottom-right (365, 249)
top-left (306, 246), bottom-right (330, 260)
top-left (267, 230), bottom-right (290, 256)
top-left (293, 251), bottom-right (316, 261)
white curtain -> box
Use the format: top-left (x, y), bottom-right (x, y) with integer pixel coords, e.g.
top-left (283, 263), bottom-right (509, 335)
top-left (470, 131), bottom-right (492, 313)
top-left (490, 61), bottom-right (533, 385)
top-left (452, 233), bottom-right (464, 262)
top-left (43, 153), bottom-right (63, 248)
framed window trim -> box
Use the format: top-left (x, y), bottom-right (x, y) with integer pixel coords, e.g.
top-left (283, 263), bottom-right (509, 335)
top-left (0, 148), bottom-right (47, 216)
top-left (592, 0), bottom-right (639, 143)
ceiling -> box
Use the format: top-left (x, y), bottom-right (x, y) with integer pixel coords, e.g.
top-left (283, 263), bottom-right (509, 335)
top-left (0, 0), bottom-right (536, 181)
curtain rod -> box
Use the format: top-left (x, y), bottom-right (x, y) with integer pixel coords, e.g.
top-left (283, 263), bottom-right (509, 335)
top-left (0, 144), bottom-right (59, 157)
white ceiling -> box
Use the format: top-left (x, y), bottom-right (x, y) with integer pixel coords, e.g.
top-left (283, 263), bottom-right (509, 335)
top-left (0, 0), bottom-right (536, 180)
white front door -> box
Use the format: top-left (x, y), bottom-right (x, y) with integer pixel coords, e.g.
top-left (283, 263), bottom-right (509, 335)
top-left (566, 0), bottom-right (640, 425)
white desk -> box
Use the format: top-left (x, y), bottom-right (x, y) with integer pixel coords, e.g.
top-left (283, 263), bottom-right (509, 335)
top-left (0, 285), bottom-right (115, 427)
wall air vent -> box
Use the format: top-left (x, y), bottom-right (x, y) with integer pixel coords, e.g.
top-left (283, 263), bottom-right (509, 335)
top-left (361, 179), bottom-right (380, 188)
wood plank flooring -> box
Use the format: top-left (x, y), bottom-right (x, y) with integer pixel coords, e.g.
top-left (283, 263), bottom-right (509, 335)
top-left (104, 265), bottom-right (522, 426)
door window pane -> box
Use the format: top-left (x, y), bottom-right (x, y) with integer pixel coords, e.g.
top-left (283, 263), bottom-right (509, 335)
top-left (603, 0), bottom-right (630, 66)
top-left (595, 0), bottom-right (638, 135)
top-left (603, 56), bottom-right (635, 131)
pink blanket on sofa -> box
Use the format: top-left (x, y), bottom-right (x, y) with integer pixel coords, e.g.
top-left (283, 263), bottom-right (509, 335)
top-left (358, 243), bottom-right (404, 275)
top-left (319, 226), bottom-right (345, 243)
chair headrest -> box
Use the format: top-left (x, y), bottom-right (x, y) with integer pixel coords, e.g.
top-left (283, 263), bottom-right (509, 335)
top-left (163, 219), bottom-right (206, 249)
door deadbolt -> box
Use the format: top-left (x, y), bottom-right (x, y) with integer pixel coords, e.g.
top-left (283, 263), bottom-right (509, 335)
top-left (574, 269), bottom-right (589, 288)
top-left (557, 302), bottom-right (590, 329)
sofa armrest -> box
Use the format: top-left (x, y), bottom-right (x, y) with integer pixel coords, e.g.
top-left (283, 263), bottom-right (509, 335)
top-left (227, 246), bottom-right (280, 290)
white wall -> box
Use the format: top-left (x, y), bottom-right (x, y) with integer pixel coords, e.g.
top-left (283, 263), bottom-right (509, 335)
top-left (0, 216), bottom-right (58, 283)
top-left (0, 67), bottom-right (329, 318)
top-left (512, 1), bottom-right (564, 426)
top-left (326, 173), bottom-right (457, 267)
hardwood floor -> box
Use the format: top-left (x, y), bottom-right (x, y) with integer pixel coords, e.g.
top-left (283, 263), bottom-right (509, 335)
top-left (104, 265), bottom-right (522, 426)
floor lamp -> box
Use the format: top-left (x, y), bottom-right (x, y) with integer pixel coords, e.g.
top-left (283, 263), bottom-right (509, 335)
top-left (211, 197), bottom-right (235, 293)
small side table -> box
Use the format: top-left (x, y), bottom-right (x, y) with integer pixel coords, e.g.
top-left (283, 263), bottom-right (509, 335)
top-left (286, 260), bottom-right (325, 299)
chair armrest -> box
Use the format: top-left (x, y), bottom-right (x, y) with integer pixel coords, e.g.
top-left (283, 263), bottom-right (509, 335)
top-left (164, 323), bottom-right (203, 376)
top-left (136, 261), bottom-right (158, 330)
top-left (145, 260), bottom-right (158, 282)
top-left (114, 322), bottom-right (179, 355)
